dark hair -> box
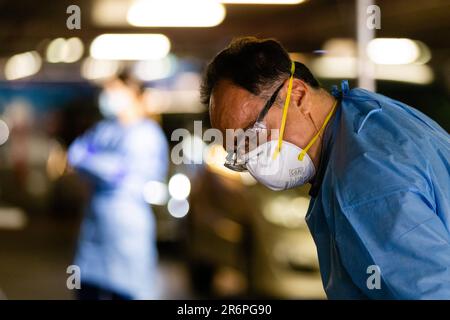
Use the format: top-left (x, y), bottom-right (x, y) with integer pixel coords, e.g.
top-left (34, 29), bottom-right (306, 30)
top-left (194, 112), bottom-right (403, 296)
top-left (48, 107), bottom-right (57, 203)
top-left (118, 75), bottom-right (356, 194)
top-left (200, 37), bottom-right (320, 106)
top-left (116, 69), bottom-right (146, 95)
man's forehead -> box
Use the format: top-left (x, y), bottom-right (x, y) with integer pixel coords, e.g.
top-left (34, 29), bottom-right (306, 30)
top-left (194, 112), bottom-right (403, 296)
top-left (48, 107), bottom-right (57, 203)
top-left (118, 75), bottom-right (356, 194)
top-left (210, 79), bottom-right (262, 133)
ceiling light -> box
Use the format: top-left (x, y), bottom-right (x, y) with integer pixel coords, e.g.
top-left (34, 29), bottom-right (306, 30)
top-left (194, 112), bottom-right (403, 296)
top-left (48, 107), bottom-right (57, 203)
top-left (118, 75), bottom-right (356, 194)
top-left (367, 38), bottom-right (420, 65)
top-left (46, 37), bottom-right (84, 63)
top-left (4, 51), bottom-right (42, 80)
top-left (220, 0), bottom-right (304, 4)
top-left (90, 33), bottom-right (170, 60)
top-left (311, 56), bottom-right (433, 84)
top-left (92, 0), bottom-right (132, 26)
top-left (168, 173), bottom-right (191, 200)
top-left (127, 0), bottom-right (226, 27)
top-left (167, 198), bottom-right (189, 218)
top-left (375, 64), bottom-right (433, 84)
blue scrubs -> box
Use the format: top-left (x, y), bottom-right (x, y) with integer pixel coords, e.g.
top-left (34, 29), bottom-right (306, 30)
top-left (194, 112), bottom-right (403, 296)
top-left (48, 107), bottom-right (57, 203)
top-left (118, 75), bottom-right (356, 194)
top-left (68, 119), bottom-right (168, 299)
top-left (307, 81), bottom-right (450, 299)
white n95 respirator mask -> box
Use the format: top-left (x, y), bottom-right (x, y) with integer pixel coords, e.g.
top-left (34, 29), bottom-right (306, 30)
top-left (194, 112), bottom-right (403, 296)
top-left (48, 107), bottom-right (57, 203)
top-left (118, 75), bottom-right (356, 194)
top-left (245, 139), bottom-right (316, 191)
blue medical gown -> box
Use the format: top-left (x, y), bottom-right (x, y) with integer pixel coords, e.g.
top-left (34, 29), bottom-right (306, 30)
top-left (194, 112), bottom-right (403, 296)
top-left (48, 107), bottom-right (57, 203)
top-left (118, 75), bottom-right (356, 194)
top-left (68, 119), bottom-right (168, 299)
top-left (306, 81), bottom-right (450, 299)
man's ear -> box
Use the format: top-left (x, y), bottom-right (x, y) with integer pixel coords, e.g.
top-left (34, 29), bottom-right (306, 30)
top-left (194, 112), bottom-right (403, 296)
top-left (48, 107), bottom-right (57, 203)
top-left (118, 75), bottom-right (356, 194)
top-left (289, 78), bottom-right (308, 109)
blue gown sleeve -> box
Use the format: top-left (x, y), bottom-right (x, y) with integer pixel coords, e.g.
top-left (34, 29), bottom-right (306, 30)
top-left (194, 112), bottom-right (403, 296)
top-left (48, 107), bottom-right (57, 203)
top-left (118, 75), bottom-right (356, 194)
top-left (335, 189), bottom-right (450, 299)
top-left (68, 130), bottom-right (126, 185)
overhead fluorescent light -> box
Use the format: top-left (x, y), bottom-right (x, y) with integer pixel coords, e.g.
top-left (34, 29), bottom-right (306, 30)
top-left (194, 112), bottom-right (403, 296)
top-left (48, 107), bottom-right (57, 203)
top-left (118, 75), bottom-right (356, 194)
top-left (220, 0), bottom-right (304, 3)
top-left (4, 51), bottom-right (42, 80)
top-left (322, 38), bottom-right (356, 57)
top-left (311, 56), bottom-right (357, 79)
top-left (46, 37), bottom-right (84, 63)
top-left (167, 198), bottom-right (189, 218)
top-left (367, 38), bottom-right (421, 65)
top-left (375, 64), bottom-right (433, 84)
top-left (311, 56), bottom-right (433, 84)
top-left (168, 174), bottom-right (191, 200)
top-left (90, 34), bottom-right (170, 60)
top-left (127, 0), bottom-right (226, 27)
top-left (92, 0), bottom-right (132, 26)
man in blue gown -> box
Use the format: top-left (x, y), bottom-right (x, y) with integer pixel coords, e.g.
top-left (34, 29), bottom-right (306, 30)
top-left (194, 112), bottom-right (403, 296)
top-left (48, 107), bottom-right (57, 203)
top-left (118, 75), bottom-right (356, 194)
top-left (202, 37), bottom-right (450, 299)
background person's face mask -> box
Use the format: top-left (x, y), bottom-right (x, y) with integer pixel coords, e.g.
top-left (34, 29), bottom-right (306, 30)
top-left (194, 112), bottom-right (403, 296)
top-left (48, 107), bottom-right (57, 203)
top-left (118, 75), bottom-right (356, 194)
top-left (230, 61), bottom-right (337, 191)
top-left (98, 90), bottom-right (132, 118)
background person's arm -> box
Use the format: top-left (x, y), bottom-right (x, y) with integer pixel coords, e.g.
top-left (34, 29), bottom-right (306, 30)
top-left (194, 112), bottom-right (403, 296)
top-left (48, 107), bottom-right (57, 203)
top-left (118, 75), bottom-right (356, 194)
top-left (68, 132), bottom-right (126, 185)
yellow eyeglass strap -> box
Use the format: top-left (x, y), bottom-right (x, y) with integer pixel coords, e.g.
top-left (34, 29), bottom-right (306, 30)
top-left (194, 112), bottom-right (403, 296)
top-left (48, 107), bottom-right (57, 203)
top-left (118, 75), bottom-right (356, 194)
top-left (298, 99), bottom-right (338, 161)
top-left (273, 61), bottom-right (295, 159)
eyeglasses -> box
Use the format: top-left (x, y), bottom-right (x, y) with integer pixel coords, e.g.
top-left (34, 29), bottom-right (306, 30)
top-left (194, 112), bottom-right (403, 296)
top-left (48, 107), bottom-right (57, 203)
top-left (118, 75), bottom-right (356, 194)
top-left (224, 61), bottom-right (296, 172)
top-left (224, 81), bottom-right (285, 172)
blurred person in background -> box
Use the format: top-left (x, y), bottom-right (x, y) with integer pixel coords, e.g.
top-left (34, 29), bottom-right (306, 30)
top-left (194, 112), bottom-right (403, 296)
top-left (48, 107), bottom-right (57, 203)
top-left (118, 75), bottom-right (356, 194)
top-left (68, 71), bottom-right (169, 300)
top-left (202, 37), bottom-right (450, 299)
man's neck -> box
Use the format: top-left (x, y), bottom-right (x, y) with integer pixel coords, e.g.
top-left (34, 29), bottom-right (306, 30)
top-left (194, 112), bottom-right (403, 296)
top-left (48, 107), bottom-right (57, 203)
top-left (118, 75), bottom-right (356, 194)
top-left (308, 90), bottom-right (337, 169)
